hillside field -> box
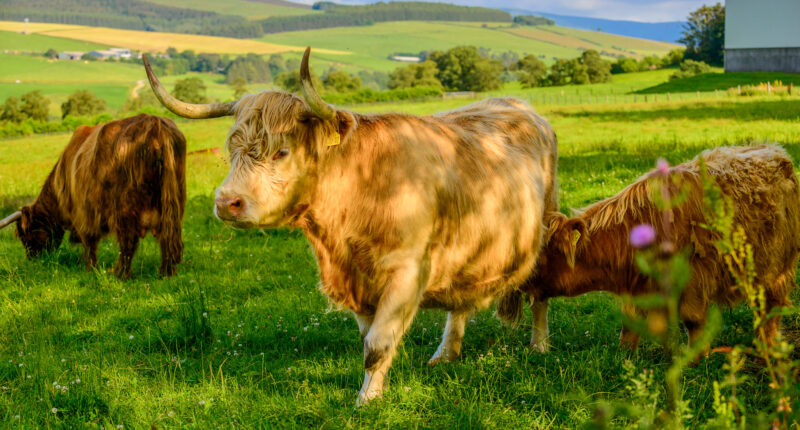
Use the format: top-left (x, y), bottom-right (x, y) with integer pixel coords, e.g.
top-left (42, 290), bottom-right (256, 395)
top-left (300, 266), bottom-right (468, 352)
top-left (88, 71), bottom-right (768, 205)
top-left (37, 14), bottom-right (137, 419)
top-left (1, 93), bottom-right (800, 427)
top-left (143, 0), bottom-right (316, 20)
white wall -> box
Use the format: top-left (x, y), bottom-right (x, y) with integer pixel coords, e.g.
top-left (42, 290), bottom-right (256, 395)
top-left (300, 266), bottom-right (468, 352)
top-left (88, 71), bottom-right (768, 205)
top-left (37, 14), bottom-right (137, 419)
top-left (725, 0), bottom-right (800, 49)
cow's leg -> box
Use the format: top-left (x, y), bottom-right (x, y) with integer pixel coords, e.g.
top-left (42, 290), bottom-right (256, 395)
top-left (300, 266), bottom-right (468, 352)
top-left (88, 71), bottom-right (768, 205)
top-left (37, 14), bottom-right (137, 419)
top-left (530, 297), bottom-right (550, 352)
top-left (80, 235), bottom-right (100, 271)
top-left (358, 259), bottom-right (425, 406)
top-left (760, 271), bottom-right (794, 347)
top-left (354, 313), bottom-right (374, 342)
top-left (158, 220), bottom-right (183, 277)
top-left (619, 302), bottom-right (642, 349)
top-left (429, 310), bottom-right (470, 365)
top-left (114, 229), bottom-right (140, 280)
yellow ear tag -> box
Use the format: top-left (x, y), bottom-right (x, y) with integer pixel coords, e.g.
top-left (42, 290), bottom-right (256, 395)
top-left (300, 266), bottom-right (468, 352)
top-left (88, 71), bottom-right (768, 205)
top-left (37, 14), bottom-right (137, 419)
top-left (327, 133), bottom-right (341, 147)
top-left (570, 229), bottom-right (582, 247)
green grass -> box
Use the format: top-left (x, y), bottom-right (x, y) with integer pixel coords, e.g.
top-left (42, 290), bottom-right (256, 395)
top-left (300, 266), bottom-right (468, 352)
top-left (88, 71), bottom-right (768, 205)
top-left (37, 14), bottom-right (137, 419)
top-left (1, 95), bottom-right (800, 427)
top-left (637, 71), bottom-right (800, 94)
top-left (143, 0), bottom-right (317, 19)
top-left (0, 30), bottom-right (108, 53)
top-left (260, 22), bottom-right (680, 73)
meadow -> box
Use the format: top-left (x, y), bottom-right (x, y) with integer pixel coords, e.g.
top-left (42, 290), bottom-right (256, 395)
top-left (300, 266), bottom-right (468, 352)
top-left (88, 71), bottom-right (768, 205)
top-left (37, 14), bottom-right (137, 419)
top-left (1, 88), bottom-right (800, 427)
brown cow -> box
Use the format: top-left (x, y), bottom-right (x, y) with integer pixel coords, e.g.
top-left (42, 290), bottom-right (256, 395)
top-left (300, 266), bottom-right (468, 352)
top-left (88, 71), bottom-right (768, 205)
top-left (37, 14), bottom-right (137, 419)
top-left (142, 48), bottom-right (558, 404)
top-left (519, 145), bottom-right (800, 352)
top-left (0, 114), bottom-right (186, 279)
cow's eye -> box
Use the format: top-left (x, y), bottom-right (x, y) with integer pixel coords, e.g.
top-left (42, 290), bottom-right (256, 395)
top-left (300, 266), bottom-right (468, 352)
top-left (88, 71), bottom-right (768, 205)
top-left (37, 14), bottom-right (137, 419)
top-left (273, 148), bottom-right (289, 160)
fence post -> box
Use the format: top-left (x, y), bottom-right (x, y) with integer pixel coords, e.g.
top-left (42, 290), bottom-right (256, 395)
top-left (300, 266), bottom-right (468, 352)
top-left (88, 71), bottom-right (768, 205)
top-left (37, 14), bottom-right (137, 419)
top-left (768, 82), bottom-right (772, 94)
top-left (715, 89), bottom-right (719, 98)
top-left (667, 92), bottom-right (671, 102)
top-left (737, 85), bottom-right (741, 95)
top-left (654, 94), bottom-right (658, 103)
top-left (789, 83), bottom-right (793, 95)
top-left (634, 94), bottom-right (637, 103)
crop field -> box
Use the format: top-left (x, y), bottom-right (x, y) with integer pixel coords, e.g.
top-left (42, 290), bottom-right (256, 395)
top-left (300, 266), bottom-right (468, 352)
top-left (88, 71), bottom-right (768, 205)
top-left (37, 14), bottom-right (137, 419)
top-left (1, 90), bottom-right (800, 427)
top-left (0, 21), bottom-right (340, 56)
top-left (143, 0), bottom-right (317, 20)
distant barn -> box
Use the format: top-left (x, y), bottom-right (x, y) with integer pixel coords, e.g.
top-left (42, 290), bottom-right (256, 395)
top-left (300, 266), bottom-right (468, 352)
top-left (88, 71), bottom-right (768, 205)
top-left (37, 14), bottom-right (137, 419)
top-left (725, 0), bottom-right (800, 73)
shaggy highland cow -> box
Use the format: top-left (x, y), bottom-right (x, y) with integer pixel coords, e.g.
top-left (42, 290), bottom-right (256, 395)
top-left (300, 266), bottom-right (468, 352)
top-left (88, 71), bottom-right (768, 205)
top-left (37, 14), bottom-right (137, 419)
top-left (142, 48), bottom-right (558, 404)
top-left (0, 114), bottom-right (186, 279)
top-left (517, 145), bottom-right (800, 352)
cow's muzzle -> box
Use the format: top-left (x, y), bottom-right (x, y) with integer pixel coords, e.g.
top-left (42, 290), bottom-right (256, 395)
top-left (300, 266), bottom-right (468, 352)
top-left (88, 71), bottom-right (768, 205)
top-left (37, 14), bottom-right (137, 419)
top-left (215, 195), bottom-right (244, 221)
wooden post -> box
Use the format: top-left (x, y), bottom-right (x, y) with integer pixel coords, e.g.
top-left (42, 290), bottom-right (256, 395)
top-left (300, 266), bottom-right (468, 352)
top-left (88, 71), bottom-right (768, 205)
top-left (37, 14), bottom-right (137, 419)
top-left (715, 89), bottom-right (719, 98)
top-left (697, 91), bottom-right (700, 99)
top-left (737, 84), bottom-right (741, 95)
top-left (667, 92), bottom-right (671, 101)
top-left (768, 82), bottom-right (772, 94)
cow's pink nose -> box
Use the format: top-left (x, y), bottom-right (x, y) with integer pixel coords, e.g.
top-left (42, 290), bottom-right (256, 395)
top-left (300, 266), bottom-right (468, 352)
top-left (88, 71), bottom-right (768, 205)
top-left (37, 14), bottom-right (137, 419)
top-left (215, 195), bottom-right (244, 219)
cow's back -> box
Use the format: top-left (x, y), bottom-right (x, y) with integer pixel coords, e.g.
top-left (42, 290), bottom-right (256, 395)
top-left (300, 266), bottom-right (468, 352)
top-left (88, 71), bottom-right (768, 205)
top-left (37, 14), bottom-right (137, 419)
top-left (51, 114), bottom-right (186, 235)
top-left (422, 98), bottom-right (558, 309)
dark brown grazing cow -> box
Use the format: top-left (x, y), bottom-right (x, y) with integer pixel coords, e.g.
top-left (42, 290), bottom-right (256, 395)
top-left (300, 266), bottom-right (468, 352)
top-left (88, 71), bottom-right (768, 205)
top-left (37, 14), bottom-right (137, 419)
top-left (0, 114), bottom-right (186, 279)
top-left (518, 145), bottom-right (800, 352)
top-left (142, 48), bottom-right (558, 404)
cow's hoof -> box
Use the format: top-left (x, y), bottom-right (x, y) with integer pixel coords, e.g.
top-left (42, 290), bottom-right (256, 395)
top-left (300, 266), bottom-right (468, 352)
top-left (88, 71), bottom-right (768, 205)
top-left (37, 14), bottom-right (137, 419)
top-left (356, 389), bottom-right (382, 407)
top-left (530, 342), bottom-right (550, 353)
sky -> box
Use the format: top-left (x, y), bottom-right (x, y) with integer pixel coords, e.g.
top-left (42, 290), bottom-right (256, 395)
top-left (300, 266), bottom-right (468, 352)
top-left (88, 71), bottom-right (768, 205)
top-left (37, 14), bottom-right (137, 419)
top-left (316, 0), bottom-right (717, 22)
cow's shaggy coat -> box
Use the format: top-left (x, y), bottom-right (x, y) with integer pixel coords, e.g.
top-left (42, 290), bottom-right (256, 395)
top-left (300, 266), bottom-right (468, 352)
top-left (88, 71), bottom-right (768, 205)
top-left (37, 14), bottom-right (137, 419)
top-left (521, 145), bottom-right (800, 351)
top-left (143, 49), bottom-right (558, 404)
top-left (12, 114), bottom-right (186, 279)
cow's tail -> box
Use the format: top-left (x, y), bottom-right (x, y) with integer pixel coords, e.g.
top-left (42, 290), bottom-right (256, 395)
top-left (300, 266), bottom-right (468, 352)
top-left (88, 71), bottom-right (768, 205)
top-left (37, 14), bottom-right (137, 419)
top-left (496, 288), bottom-right (525, 327)
top-left (155, 117), bottom-right (186, 276)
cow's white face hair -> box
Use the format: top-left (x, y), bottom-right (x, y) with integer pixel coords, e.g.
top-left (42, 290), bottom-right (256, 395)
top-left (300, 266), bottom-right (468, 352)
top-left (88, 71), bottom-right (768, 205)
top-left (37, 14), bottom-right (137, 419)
top-left (214, 92), bottom-right (318, 227)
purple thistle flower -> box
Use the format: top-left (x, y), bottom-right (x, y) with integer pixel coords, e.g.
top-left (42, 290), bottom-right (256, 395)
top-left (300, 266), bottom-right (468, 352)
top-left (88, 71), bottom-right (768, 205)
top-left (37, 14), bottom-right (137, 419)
top-left (630, 224), bottom-right (656, 248)
top-left (656, 158), bottom-right (670, 176)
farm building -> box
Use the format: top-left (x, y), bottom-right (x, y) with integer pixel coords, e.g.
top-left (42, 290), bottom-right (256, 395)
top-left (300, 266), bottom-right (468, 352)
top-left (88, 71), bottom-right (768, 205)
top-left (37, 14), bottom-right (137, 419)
top-left (57, 51), bottom-right (84, 60)
top-left (725, 0), bottom-right (800, 73)
top-left (88, 48), bottom-right (132, 60)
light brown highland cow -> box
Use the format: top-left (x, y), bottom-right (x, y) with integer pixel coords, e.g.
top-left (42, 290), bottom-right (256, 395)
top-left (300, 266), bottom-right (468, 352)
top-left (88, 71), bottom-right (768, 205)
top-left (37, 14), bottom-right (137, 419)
top-left (517, 145), bottom-right (800, 351)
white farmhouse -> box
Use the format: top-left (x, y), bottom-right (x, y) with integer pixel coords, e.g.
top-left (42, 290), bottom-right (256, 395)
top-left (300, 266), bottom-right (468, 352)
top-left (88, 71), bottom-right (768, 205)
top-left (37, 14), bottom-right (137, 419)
top-left (725, 0), bottom-right (800, 73)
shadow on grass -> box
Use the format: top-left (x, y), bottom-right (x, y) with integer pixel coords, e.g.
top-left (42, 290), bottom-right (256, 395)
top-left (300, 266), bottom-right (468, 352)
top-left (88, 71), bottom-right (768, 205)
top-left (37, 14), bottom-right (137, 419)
top-left (552, 99), bottom-right (800, 123)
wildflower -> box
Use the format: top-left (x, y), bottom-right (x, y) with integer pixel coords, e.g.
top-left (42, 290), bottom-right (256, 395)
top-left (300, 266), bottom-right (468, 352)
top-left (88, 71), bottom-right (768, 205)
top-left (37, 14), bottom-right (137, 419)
top-left (629, 224), bottom-right (656, 248)
top-left (51, 408), bottom-right (57, 414)
top-left (657, 158), bottom-right (670, 176)
top-left (199, 400), bottom-right (205, 406)
top-left (128, 335), bottom-right (134, 340)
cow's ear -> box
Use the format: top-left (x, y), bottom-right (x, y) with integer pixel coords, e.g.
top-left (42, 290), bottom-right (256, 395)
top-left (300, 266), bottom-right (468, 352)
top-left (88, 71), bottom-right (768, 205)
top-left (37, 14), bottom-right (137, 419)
top-left (335, 110), bottom-right (357, 144)
top-left (561, 218), bottom-right (587, 269)
top-left (19, 206), bottom-right (32, 231)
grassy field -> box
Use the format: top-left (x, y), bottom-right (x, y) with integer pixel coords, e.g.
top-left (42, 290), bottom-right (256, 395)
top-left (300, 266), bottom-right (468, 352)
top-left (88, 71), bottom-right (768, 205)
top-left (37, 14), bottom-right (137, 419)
top-left (259, 22), bottom-right (680, 72)
top-left (1, 93), bottom-right (799, 427)
top-left (144, 0), bottom-right (316, 20)
top-left (0, 21), bottom-right (340, 56)
top-left (0, 30), bottom-right (107, 53)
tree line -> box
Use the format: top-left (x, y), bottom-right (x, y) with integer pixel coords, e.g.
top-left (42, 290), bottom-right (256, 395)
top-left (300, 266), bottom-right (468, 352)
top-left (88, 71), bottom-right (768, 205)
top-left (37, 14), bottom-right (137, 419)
top-left (257, 2), bottom-right (511, 34)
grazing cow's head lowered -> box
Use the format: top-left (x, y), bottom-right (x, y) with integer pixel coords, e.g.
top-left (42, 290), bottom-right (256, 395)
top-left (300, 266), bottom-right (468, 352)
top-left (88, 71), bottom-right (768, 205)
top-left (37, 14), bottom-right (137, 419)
top-left (143, 48), bottom-right (356, 228)
top-left (0, 208), bottom-right (64, 258)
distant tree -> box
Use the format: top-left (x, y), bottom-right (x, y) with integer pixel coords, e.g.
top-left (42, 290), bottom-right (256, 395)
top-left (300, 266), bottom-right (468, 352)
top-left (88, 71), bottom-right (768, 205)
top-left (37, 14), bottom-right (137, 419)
top-left (581, 50), bottom-right (611, 83)
top-left (669, 59), bottom-right (711, 80)
top-left (166, 47), bottom-right (179, 58)
top-left (123, 88), bottom-right (159, 112)
top-left (358, 70), bottom-right (389, 90)
top-left (21, 91), bottom-right (50, 122)
top-left (662, 48), bottom-right (685, 67)
top-left (513, 15), bottom-right (554, 26)
top-left (515, 54), bottom-right (547, 88)
top-left (61, 90), bottom-right (107, 118)
top-left (611, 57), bottom-right (639, 74)
top-left (429, 46), bottom-right (502, 91)
top-left (680, 3), bottom-right (725, 66)
top-left (275, 70), bottom-right (323, 93)
top-left (323, 70), bottom-right (361, 93)
top-left (547, 59), bottom-right (571, 86)
top-left (388, 61), bottom-right (442, 89)
top-left (569, 59), bottom-right (590, 85)
top-left (80, 53), bottom-right (96, 61)
top-left (173, 77), bottom-right (208, 104)
top-left (226, 54), bottom-right (272, 84)
top-left (0, 96), bottom-right (26, 123)
top-left (43, 48), bottom-right (58, 59)
top-left (229, 77), bottom-right (248, 99)
top-left (267, 54), bottom-right (287, 77)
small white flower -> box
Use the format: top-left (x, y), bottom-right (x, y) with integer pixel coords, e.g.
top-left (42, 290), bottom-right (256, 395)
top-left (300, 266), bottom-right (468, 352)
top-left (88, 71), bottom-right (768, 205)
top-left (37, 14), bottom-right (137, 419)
top-left (202, 312), bottom-right (208, 318)
top-left (61, 359), bottom-right (66, 363)
top-left (51, 408), bottom-right (57, 414)
top-left (199, 400), bottom-right (206, 406)
top-left (76, 379), bottom-right (80, 384)
top-left (128, 335), bottom-right (134, 340)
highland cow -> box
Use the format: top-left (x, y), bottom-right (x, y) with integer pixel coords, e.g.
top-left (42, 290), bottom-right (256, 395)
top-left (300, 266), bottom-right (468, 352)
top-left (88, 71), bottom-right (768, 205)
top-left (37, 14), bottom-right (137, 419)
top-left (516, 145), bottom-right (799, 352)
top-left (142, 48), bottom-right (558, 404)
top-left (0, 114), bottom-right (186, 279)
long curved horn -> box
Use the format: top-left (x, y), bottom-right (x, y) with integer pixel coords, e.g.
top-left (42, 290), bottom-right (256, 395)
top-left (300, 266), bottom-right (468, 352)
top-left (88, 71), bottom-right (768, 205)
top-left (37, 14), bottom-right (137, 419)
top-left (0, 211), bottom-right (21, 229)
top-left (143, 54), bottom-right (236, 119)
top-left (300, 47), bottom-right (335, 120)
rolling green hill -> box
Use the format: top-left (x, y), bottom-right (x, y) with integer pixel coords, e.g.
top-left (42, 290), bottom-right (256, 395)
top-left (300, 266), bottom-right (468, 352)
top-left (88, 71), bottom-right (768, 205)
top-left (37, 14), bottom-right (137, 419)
top-left (260, 21), bottom-right (680, 72)
top-left (143, 0), bottom-right (315, 20)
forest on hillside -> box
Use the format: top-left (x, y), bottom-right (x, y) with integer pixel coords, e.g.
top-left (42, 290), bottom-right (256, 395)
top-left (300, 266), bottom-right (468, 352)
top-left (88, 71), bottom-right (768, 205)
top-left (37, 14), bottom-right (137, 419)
top-left (258, 2), bottom-right (511, 33)
top-left (0, 0), bottom-right (514, 38)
